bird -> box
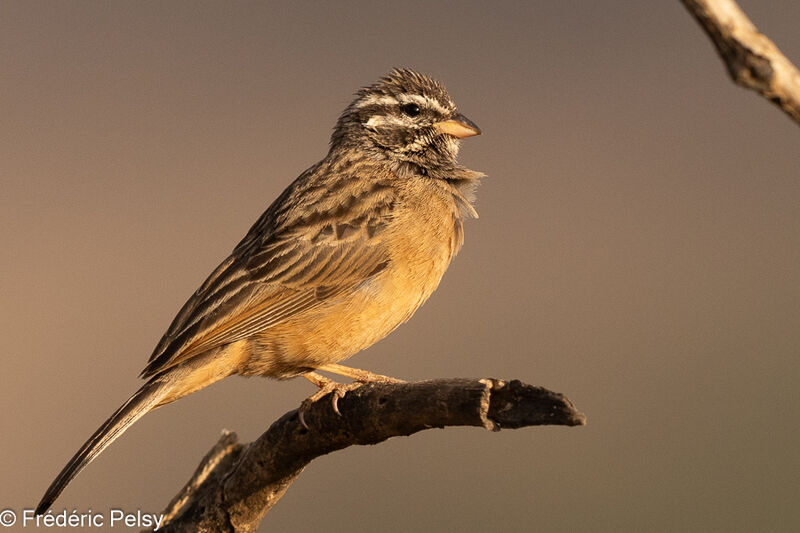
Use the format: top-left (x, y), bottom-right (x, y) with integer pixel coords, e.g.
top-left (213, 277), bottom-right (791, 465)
top-left (36, 68), bottom-right (483, 514)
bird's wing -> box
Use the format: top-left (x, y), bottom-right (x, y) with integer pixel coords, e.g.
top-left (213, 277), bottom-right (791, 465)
top-left (140, 173), bottom-right (396, 379)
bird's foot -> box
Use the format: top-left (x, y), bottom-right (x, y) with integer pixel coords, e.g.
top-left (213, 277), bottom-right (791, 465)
top-left (298, 373), bottom-right (364, 429)
top-left (298, 366), bottom-right (406, 429)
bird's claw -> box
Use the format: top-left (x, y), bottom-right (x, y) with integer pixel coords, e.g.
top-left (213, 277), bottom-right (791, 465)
top-left (298, 380), bottom-right (364, 430)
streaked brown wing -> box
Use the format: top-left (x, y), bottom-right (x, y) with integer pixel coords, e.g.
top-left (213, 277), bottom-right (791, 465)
top-left (140, 234), bottom-right (388, 378)
top-left (140, 171), bottom-right (395, 379)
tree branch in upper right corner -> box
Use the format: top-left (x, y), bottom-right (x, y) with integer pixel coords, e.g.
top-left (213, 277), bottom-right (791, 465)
top-left (681, 0), bottom-right (800, 125)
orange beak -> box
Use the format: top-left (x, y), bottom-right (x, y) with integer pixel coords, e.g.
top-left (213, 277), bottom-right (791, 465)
top-left (434, 113), bottom-right (481, 138)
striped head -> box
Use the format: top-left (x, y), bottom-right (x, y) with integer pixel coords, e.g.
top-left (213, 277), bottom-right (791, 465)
top-left (331, 68), bottom-right (480, 169)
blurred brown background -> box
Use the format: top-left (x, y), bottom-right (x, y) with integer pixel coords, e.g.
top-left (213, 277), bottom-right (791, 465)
top-left (2, 1), bottom-right (799, 531)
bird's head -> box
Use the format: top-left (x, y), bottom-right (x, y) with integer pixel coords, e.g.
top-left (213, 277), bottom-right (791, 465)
top-left (331, 68), bottom-right (480, 169)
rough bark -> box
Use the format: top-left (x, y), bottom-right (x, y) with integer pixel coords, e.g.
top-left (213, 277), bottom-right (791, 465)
top-left (153, 378), bottom-right (585, 532)
top-left (681, 0), bottom-right (800, 125)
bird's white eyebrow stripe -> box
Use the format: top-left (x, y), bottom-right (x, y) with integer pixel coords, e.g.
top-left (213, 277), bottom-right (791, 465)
top-left (355, 95), bottom-right (395, 109)
top-left (355, 93), bottom-right (451, 114)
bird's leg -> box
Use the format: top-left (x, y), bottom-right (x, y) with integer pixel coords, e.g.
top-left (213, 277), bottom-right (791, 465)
top-left (316, 363), bottom-right (406, 384)
top-left (302, 371), bottom-right (334, 390)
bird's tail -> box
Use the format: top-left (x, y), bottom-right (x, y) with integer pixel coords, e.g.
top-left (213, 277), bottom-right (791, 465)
top-left (35, 378), bottom-right (171, 515)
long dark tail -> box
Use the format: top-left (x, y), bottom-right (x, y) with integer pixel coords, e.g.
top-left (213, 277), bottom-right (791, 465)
top-left (35, 378), bottom-right (170, 514)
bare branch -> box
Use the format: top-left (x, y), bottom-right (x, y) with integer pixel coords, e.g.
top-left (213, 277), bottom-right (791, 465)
top-left (154, 378), bottom-right (585, 533)
top-left (681, 0), bottom-right (800, 125)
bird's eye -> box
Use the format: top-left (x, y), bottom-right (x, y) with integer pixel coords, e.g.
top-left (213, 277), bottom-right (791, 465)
top-left (401, 103), bottom-right (421, 117)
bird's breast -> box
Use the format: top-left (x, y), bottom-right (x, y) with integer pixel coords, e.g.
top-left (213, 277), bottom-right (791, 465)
top-left (244, 182), bottom-right (466, 377)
